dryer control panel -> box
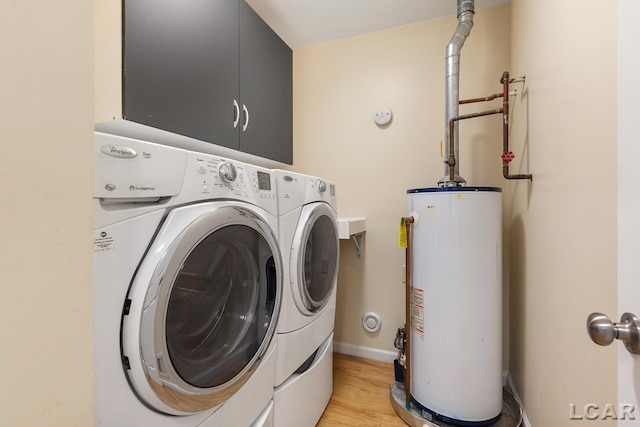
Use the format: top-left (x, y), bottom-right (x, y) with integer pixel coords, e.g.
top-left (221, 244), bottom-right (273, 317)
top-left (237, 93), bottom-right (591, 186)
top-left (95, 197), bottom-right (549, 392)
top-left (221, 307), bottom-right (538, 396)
top-left (305, 177), bottom-right (337, 211)
top-left (273, 170), bottom-right (337, 215)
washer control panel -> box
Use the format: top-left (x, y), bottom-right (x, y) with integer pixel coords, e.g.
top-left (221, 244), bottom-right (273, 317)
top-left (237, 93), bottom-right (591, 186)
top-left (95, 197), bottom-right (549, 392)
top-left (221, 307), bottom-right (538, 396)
top-left (182, 153), bottom-right (277, 213)
top-left (218, 162), bottom-right (237, 183)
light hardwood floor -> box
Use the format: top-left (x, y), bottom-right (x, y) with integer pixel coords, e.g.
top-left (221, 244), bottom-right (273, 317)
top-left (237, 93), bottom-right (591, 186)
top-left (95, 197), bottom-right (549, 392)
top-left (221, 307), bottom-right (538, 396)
top-left (317, 353), bottom-right (407, 427)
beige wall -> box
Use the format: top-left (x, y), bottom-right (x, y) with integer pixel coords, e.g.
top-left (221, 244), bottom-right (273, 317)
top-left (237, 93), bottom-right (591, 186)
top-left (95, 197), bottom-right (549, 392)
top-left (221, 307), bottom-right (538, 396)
top-left (293, 5), bottom-right (512, 355)
top-left (0, 2), bottom-right (94, 426)
top-left (509, 0), bottom-right (617, 425)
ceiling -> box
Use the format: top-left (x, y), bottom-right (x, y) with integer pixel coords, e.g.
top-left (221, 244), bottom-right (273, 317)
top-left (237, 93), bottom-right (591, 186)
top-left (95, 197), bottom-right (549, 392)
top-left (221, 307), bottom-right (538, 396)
top-left (245, 0), bottom-right (510, 48)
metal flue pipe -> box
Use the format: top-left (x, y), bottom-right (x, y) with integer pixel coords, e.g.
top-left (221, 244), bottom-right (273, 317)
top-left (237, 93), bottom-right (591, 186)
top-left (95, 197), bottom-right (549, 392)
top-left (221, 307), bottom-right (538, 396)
top-left (441, 0), bottom-right (475, 185)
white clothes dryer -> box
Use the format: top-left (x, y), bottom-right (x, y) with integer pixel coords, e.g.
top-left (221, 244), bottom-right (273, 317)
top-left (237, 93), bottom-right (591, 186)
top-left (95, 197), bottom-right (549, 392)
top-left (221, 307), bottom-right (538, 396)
top-left (271, 170), bottom-right (339, 427)
top-left (94, 132), bottom-right (280, 427)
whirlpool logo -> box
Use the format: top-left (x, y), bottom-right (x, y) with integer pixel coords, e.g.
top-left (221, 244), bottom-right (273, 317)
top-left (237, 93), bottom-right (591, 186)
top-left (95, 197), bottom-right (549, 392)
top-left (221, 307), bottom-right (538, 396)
top-left (100, 145), bottom-right (137, 159)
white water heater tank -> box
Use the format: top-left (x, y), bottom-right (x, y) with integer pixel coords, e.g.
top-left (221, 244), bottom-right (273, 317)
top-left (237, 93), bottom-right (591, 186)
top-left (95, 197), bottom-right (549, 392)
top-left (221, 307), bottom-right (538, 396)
top-left (406, 186), bottom-right (502, 425)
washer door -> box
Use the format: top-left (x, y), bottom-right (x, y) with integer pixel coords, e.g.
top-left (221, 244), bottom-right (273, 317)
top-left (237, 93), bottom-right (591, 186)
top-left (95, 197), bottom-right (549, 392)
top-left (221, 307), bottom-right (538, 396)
top-left (122, 203), bottom-right (281, 415)
top-left (291, 202), bottom-right (339, 315)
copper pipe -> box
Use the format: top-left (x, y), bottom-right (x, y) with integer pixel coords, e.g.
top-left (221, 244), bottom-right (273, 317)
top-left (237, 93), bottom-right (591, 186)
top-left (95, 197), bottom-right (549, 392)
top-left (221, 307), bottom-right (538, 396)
top-left (459, 93), bottom-right (503, 104)
top-left (401, 216), bottom-right (414, 409)
top-left (501, 71), bottom-right (533, 181)
top-left (447, 116), bottom-right (457, 182)
top-left (447, 108), bottom-right (503, 184)
top-left (445, 71), bottom-right (532, 184)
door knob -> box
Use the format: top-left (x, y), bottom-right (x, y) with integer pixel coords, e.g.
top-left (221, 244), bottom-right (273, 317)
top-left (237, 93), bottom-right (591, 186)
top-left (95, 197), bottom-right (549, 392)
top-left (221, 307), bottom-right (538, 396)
top-left (587, 312), bottom-right (640, 354)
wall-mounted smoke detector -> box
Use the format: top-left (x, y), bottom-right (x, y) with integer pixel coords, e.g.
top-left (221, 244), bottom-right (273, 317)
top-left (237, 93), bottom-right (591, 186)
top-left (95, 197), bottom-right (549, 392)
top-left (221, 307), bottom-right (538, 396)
top-left (373, 107), bottom-right (392, 126)
top-left (362, 312), bottom-right (382, 333)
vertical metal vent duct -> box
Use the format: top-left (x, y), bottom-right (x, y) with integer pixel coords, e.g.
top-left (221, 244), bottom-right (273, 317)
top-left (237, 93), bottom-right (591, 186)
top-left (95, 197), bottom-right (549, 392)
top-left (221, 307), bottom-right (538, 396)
top-left (442, 0), bottom-right (474, 185)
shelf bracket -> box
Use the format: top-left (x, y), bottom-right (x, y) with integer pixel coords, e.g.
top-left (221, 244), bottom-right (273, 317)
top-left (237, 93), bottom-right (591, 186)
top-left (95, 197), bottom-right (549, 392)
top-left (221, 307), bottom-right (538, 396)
top-left (337, 217), bottom-right (366, 259)
top-left (351, 234), bottom-right (363, 260)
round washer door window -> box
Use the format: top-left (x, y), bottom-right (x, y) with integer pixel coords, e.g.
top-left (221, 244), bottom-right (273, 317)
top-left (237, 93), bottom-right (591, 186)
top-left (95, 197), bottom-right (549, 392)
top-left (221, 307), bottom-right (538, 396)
top-left (166, 224), bottom-right (276, 388)
top-left (296, 204), bottom-right (339, 313)
top-left (124, 204), bottom-right (281, 414)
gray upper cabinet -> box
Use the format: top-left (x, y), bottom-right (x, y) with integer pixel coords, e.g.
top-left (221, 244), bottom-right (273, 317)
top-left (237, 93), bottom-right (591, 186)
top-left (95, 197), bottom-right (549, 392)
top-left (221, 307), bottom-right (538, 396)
top-left (239, 2), bottom-right (292, 164)
top-left (123, 0), bottom-right (292, 164)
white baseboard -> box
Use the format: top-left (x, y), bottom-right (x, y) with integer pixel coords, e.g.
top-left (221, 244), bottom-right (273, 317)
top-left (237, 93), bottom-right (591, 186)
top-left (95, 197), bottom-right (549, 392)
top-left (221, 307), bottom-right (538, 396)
top-left (333, 341), bottom-right (396, 364)
top-left (507, 373), bottom-right (532, 427)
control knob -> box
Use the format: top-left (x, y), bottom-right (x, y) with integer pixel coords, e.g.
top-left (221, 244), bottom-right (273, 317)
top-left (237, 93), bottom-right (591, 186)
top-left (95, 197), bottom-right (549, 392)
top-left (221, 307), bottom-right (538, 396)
top-left (218, 162), bottom-right (237, 183)
top-left (317, 180), bottom-right (327, 193)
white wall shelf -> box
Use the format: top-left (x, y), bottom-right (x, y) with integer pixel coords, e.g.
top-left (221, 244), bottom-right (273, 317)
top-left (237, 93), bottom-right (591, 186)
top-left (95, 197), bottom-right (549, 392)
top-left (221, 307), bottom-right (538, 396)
top-left (337, 217), bottom-right (366, 259)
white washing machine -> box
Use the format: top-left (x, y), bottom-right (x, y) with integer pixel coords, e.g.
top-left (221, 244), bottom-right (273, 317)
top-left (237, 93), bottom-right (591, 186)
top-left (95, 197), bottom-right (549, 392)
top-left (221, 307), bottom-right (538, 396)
top-left (271, 170), bottom-right (339, 427)
top-left (93, 132), bottom-right (281, 427)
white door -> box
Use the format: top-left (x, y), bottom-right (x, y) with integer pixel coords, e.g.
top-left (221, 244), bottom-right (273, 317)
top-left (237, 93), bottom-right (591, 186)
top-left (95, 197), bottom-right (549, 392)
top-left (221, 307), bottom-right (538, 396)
top-left (587, 3), bottom-right (639, 424)
top-left (617, 1), bottom-right (640, 424)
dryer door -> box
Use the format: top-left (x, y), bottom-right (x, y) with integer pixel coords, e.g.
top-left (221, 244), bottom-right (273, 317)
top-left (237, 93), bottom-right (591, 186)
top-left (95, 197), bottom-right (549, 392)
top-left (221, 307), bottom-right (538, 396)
top-left (291, 202), bottom-right (339, 315)
top-left (122, 202), bottom-right (281, 415)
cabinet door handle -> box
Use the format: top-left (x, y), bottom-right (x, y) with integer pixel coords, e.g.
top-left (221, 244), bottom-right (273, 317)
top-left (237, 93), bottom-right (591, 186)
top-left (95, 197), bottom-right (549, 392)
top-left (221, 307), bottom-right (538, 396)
top-left (233, 99), bottom-right (240, 129)
top-left (242, 104), bottom-right (249, 132)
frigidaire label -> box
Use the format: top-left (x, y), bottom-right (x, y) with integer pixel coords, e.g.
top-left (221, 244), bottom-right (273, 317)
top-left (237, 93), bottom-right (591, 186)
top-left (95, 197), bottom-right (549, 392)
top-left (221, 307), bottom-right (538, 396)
top-left (101, 145), bottom-right (137, 159)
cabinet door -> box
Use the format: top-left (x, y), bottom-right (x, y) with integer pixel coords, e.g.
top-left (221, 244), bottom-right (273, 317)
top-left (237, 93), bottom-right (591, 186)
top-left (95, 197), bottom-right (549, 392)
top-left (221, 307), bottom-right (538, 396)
top-left (124, 0), bottom-right (240, 149)
top-left (239, 1), bottom-right (293, 164)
